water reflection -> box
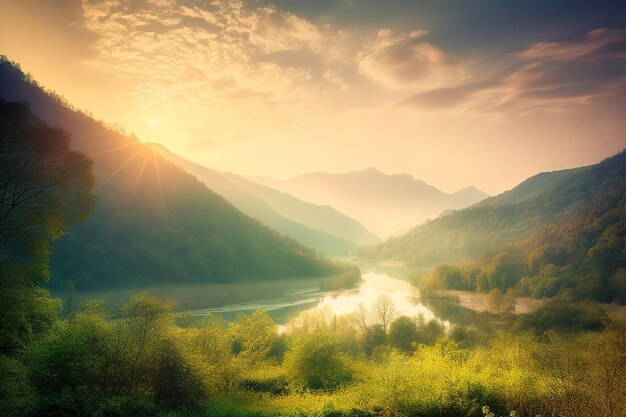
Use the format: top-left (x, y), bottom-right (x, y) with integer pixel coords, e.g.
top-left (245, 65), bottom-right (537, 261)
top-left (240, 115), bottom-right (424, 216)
top-left (197, 271), bottom-right (440, 324)
top-left (317, 272), bottom-right (437, 321)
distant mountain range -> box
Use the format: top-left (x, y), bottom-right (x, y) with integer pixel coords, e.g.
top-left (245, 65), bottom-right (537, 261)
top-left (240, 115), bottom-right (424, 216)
top-left (251, 168), bottom-right (489, 237)
top-left (0, 57), bottom-right (352, 288)
top-left (148, 143), bottom-right (380, 255)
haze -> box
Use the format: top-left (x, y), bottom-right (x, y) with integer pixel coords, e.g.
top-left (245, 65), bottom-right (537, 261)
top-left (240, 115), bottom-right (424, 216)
top-left (1, 0), bottom-right (626, 194)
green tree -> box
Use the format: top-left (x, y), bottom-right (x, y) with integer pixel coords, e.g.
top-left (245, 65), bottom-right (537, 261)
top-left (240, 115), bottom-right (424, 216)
top-left (389, 316), bottom-right (419, 353)
top-left (284, 329), bottom-right (353, 391)
top-left (0, 101), bottom-right (94, 355)
top-left (362, 324), bottom-right (387, 357)
top-left (229, 310), bottom-right (278, 364)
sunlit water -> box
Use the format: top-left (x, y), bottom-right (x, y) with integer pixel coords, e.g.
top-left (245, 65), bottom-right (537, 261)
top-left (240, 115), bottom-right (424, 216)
top-left (194, 271), bottom-right (440, 324)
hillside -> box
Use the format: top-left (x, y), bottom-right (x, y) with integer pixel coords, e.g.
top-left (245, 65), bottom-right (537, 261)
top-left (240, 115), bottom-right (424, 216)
top-left (0, 57), bottom-right (352, 288)
top-left (251, 168), bottom-right (489, 237)
top-left (364, 151), bottom-right (626, 272)
top-left (475, 167), bottom-right (584, 208)
top-left (147, 143), bottom-right (379, 255)
top-left (418, 151), bottom-right (626, 303)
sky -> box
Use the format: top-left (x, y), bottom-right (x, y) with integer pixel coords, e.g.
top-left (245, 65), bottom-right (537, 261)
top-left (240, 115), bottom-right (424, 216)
top-left (1, 0), bottom-right (625, 194)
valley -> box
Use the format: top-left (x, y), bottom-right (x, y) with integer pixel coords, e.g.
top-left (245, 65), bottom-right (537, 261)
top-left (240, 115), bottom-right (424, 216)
top-left (1, 2), bottom-right (625, 414)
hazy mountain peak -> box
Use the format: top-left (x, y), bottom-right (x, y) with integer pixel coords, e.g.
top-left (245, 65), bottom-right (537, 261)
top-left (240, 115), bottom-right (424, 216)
top-left (251, 168), bottom-right (488, 237)
top-left (360, 166), bottom-right (384, 175)
top-left (453, 185), bottom-right (490, 200)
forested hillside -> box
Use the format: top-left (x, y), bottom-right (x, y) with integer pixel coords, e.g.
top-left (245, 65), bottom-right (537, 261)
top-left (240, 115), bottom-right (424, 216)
top-left (419, 151), bottom-right (626, 303)
top-left (147, 143), bottom-right (379, 255)
top-left (474, 167), bottom-right (583, 208)
top-left (364, 151), bottom-right (625, 267)
top-left (370, 151), bottom-right (626, 303)
top-left (0, 57), bottom-right (352, 289)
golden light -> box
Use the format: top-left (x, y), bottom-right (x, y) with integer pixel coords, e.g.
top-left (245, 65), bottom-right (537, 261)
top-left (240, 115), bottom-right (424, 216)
top-left (149, 117), bottom-right (158, 127)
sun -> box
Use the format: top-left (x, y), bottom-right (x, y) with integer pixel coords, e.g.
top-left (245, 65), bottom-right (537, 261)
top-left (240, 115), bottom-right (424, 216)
top-left (149, 117), bottom-right (158, 127)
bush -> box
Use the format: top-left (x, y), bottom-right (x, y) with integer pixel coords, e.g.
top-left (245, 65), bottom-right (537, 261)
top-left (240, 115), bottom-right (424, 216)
top-left (285, 329), bottom-right (353, 391)
top-left (240, 374), bottom-right (288, 395)
top-left (153, 341), bottom-right (207, 409)
top-left (515, 298), bottom-right (607, 333)
top-left (389, 316), bottom-right (419, 353)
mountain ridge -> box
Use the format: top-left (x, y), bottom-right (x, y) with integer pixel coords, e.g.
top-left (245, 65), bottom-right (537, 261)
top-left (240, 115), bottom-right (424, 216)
top-left (0, 56), bottom-right (352, 288)
top-left (146, 143), bottom-right (380, 254)
top-left (250, 167), bottom-right (489, 237)
top-left (363, 150), bottom-right (626, 274)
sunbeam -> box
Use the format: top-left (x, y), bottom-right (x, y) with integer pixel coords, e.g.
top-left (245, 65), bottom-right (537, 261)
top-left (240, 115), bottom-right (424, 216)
top-left (151, 149), bottom-right (165, 211)
top-left (95, 146), bottom-right (144, 191)
top-left (89, 141), bottom-right (137, 158)
top-left (128, 151), bottom-right (150, 201)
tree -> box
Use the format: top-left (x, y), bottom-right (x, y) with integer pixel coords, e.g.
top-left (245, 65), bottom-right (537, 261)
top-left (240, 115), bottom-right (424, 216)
top-left (372, 294), bottom-right (397, 333)
top-left (350, 302), bottom-right (370, 335)
top-left (487, 288), bottom-right (515, 317)
top-left (229, 310), bottom-right (278, 364)
top-left (389, 316), bottom-right (419, 353)
top-left (362, 325), bottom-right (387, 357)
top-left (0, 100), bottom-right (94, 264)
top-left (284, 329), bottom-right (352, 391)
top-left (0, 101), bottom-right (94, 355)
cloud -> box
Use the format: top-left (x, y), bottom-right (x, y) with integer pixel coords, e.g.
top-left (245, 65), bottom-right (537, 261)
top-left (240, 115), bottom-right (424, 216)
top-left (401, 28), bottom-right (626, 115)
top-left (79, 0), bottom-right (331, 103)
top-left (519, 28), bottom-right (626, 61)
top-left (248, 6), bottom-right (323, 54)
top-left (357, 29), bottom-right (467, 91)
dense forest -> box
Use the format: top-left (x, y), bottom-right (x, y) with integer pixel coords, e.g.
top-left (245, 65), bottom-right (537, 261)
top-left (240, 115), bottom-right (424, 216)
top-left (0, 57), bottom-right (355, 289)
top-left (365, 150), bottom-right (626, 303)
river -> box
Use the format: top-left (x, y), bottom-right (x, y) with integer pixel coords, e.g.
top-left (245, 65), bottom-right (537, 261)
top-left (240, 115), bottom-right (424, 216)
top-left (193, 270), bottom-right (441, 325)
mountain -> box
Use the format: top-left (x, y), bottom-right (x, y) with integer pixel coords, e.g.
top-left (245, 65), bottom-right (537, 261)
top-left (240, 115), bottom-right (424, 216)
top-left (414, 151), bottom-right (626, 303)
top-left (147, 143), bottom-right (379, 255)
top-left (475, 167), bottom-right (583, 208)
top-left (250, 168), bottom-right (489, 237)
top-left (0, 56), bottom-right (353, 288)
top-left (364, 151), bottom-right (626, 276)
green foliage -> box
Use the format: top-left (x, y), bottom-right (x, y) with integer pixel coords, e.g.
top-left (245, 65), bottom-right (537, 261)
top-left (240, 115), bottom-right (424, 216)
top-left (23, 293), bottom-right (213, 414)
top-left (0, 101), bottom-right (94, 355)
top-left (284, 329), bottom-right (353, 391)
top-left (1, 291), bottom-right (625, 417)
top-left (360, 325), bottom-right (387, 357)
top-left (515, 298), bottom-right (607, 333)
top-left (239, 366), bottom-right (288, 395)
top-left (388, 316), bottom-right (418, 353)
top-left (153, 340), bottom-right (207, 409)
top-left (229, 310), bottom-right (280, 365)
top-left (0, 355), bottom-right (32, 407)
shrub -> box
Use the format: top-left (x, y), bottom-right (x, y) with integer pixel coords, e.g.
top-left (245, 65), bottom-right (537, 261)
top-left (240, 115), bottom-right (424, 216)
top-left (285, 329), bottom-right (353, 391)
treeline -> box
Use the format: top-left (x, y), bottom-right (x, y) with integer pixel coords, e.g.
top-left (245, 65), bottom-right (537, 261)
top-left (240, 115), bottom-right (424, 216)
top-left (2, 291), bottom-right (624, 417)
top-left (0, 57), bottom-right (353, 289)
